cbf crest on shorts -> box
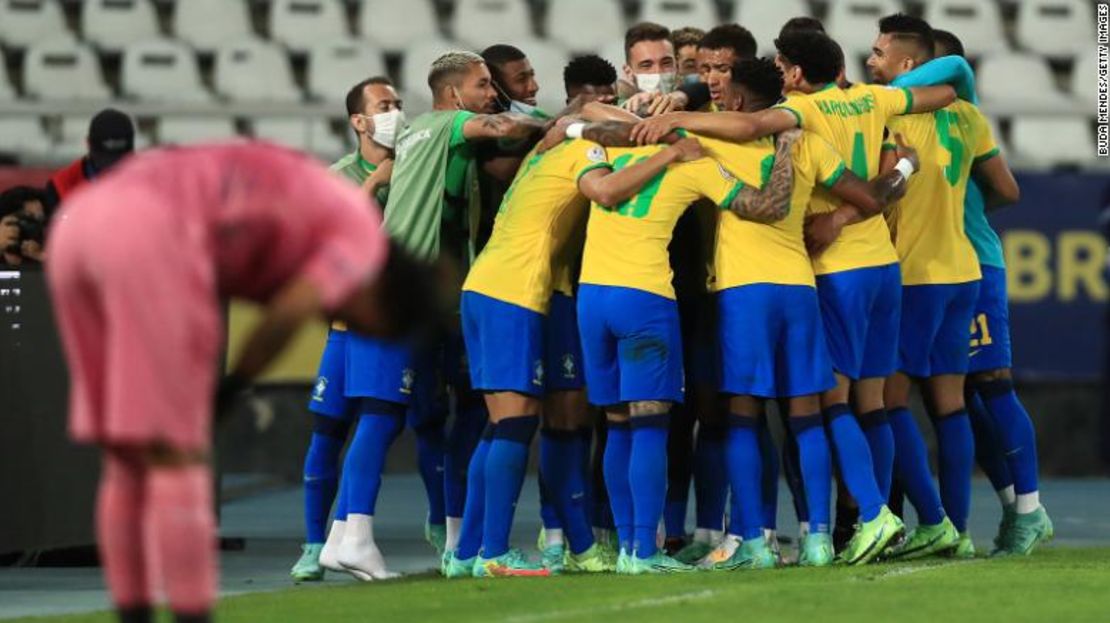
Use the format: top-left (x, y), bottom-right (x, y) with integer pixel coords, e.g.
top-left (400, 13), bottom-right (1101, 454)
top-left (312, 376), bottom-right (328, 402)
top-left (400, 368), bottom-right (415, 394)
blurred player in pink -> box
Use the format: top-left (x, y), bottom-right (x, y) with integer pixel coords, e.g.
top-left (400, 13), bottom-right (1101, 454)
top-left (46, 142), bottom-right (438, 623)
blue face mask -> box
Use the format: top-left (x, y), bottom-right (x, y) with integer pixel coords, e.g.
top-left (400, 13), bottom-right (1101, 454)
top-left (682, 73), bottom-right (702, 87)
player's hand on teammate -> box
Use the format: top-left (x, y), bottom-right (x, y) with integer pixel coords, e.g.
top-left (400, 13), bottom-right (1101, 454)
top-left (537, 116), bottom-right (579, 154)
top-left (892, 133), bottom-right (919, 172)
top-left (363, 158), bottom-right (394, 195)
top-left (668, 137), bottom-right (704, 162)
top-left (629, 113), bottom-right (683, 146)
top-left (622, 91), bottom-right (683, 118)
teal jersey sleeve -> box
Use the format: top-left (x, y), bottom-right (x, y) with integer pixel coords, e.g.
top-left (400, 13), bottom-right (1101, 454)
top-left (449, 111), bottom-right (476, 148)
top-left (891, 55), bottom-right (979, 105)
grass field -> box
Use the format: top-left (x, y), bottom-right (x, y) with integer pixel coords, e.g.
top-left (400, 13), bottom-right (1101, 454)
top-left (15, 547), bottom-right (1110, 623)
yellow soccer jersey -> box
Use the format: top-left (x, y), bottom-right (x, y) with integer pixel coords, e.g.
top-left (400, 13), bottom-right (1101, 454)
top-left (579, 144), bottom-right (745, 300)
top-left (775, 83), bottom-right (911, 275)
top-left (463, 139), bottom-right (611, 312)
top-left (885, 100), bottom-right (993, 285)
top-left (716, 132), bottom-right (848, 290)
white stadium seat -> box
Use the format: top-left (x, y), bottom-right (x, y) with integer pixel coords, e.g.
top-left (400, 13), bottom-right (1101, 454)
top-left (269, 0), bottom-right (351, 53)
top-left (1015, 0), bottom-right (1093, 60)
top-left (1010, 116), bottom-right (1095, 168)
top-left (307, 41), bottom-right (387, 102)
top-left (122, 38), bottom-right (211, 103)
top-left (922, 0), bottom-right (1008, 57)
top-left (977, 53), bottom-right (1070, 114)
top-left (253, 117), bottom-right (347, 158)
top-left (0, 118), bottom-right (52, 159)
top-left (639, 0), bottom-right (718, 30)
top-left (1071, 53), bottom-right (1099, 110)
top-left (452, 0), bottom-right (532, 47)
top-left (81, 0), bottom-right (160, 52)
top-left (600, 39), bottom-right (627, 75)
top-left (358, 0), bottom-right (440, 54)
top-left (215, 38), bottom-right (302, 103)
top-left (158, 116), bottom-right (239, 145)
top-left (546, 0), bottom-right (625, 54)
top-left (505, 38), bottom-right (570, 115)
top-left (826, 0), bottom-right (903, 58)
top-left (0, 0), bottom-right (68, 50)
top-left (399, 38), bottom-right (468, 110)
top-left (23, 37), bottom-right (112, 100)
top-left (0, 61), bottom-right (15, 100)
top-left (174, 0), bottom-right (254, 53)
top-left (733, 0), bottom-right (812, 57)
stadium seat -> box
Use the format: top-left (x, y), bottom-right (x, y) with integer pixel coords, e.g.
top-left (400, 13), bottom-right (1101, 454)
top-left (173, 0), bottom-right (255, 53)
top-left (0, 117), bottom-right (52, 159)
top-left (398, 38), bottom-right (469, 109)
top-left (307, 41), bottom-right (387, 103)
top-left (23, 37), bottom-right (112, 100)
top-left (253, 117), bottom-right (347, 158)
top-left (269, 0), bottom-right (352, 54)
top-left (977, 53), bottom-right (1070, 114)
top-left (122, 38), bottom-right (211, 103)
top-left (545, 0), bottom-right (625, 54)
top-left (81, 0), bottom-right (160, 52)
top-left (158, 116), bottom-right (239, 145)
top-left (452, 0), bottom-right (533, 47)
top-left (358, 0), bottom-right (440, 54)
top-left (733, 0), bottom-right (812, 56)
top-left (1010, 116), bottom-right (1095, 168)
top-left (826, 0), bottom-right (903, 58)
top-left (1015, 0), bottom-right (1093, 60)
top-left (600, 39), bottom-right (627, 75)
top-left (639, 0), bottom-right (718, 30)
top-left (1071, 52), bottom-right (1098, 110)
top-left (921, 0), bottom-right (1008, 57)
top-left (505, 38), bottom-right (570, 115)
top-left (0, 61), bottom-right (15, 100)
top-left (215, 38), bottom-right (302, 103)
top-left (0, 0), bottom-right (69, 50)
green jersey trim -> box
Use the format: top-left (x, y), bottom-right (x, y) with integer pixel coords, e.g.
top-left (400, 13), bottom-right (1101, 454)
top-left (973, 147), bottom-right (1001, 165)
top-left (901, 87), bottom-right (914, 114)
top-left (576, 162), bottom-right (613, 182)
top-left (821, 162), bottom-right (847, 188)
top-left (719, 181), bottom-right (744, 211)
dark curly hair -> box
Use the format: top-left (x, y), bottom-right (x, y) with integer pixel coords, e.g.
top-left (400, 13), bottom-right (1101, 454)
top-left (699, 23), bottom-right (758, 60)
top-left (730, 57), bottom-right (784, 110)
top-left (774, 31), bottom-right (841, 85)
top-left (563, 54), bottom-right (617, 93)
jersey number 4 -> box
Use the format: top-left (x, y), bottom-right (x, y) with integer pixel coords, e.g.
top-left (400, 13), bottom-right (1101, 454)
top-left (603, 154), bottom-right (666, 218)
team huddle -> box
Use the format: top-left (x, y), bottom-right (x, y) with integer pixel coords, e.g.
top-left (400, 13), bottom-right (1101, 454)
top-left (289, 13), bottom-right (1054, 582)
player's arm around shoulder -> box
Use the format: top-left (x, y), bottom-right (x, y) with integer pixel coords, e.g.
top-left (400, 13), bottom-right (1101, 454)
top-left (629, 107), bottom-right (797, 146)
top-left (578, 137), bottom-right (703, 207)
top-left (904, 84), bottom-right (956, 114)
top-left (462, 112), bottom-right (548, 141)
top-left (725, 128), bottom-right (802, 223)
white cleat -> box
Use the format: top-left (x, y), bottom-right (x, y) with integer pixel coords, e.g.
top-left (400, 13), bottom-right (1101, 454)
top-left (698, 534), bottom-right (742, 569)
top-left (319, 519), bottom-right (347, 573)
top-left (337, 514), bottom-right (400, 581)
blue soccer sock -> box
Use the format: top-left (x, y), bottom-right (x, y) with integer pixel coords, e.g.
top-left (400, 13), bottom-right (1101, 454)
top-left (538, 473), bottom-right (562, 531)
top-left (758, 420), bottom-right (780, 531)
top-left (413, 420), bottom-right (446, 526)
top-left (966, 388), bottom-right (1014, 499)
top-left (630, 414), bottom-right (670, 559)
top-left (343, 405), bottom-right (405, 516)
top-left (781, 424), bottom-right (809, 524)
top-left (455, 425), bottom-right (494, 560)
top-left (978, 379), bottom-right (1040, 506)
top-left (333, 473), bottom-right (349, 521)
top-left (888, 407), bottom-right (946, 525)
top-left (302, 416), bottom-right (350, 543)
top-left (578, 426), bottom-right (596, 531)
top-left (725, 414), bottom-right (763, 540)
top-left (540, 428), bottom-right (594, 554)
top-left (693, 423), bottom-right (727, 532)
top-left (445, 402), bottom-right (487, 519)
top-left (790, 414), bottom-right (832, 533)
top-left (664, 407), bottom-right (694, 539)
top-left (825, 404), bottom-right (884, 523)
top-left (481, 415), bottom-right (539, 559)
top-left (602, 420), bottom-right (633, 552)
top-left (932, 409), bottom-right (974, 532)
top-left (858, 409), bottom-right (896, 500)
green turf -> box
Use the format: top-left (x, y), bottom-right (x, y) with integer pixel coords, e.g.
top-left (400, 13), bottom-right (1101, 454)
top-left (16, 548), bottom-right (1110, 623)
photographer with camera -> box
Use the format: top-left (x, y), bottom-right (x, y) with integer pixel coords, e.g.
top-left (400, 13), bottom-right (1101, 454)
top-left (0, 186), bottom-right (47, 269)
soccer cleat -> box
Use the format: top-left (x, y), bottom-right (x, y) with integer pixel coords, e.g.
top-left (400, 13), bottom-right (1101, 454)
top-left (473, 549), bottom-right (551, 578)
top-left (991, 505), bottom-right (1017, 555)
top-left (798, 532), bottom-right (835, 567)
top-left (947, 533), bottom-right (976, 559)
top-left (615, 548), bottom-right (635, 575)
top-left (442, 550), bottom-right (477, 579)
top-left (565, 543), bottom-right (616, 573)
top-left (886, 517), bottom-right (960, 561)
top-left (698, 534), bottom-right (741, 569)
top-left (837, 506), bottom-right (905, 566)
top-left (674, 540), bottom-right (715, 565)
top-left (290, 543), bottom-right (325, 582)
top-left (425, 520), bottom-right (447, 555)
top-left (709, 537), bottom-right (777, 571)
top-left (996, 506), bottom-right (1054, 557)
top-left (628, 551), bottom-right (698, 574)
top-left (663, 536), bottom-right (688, 556)
top-left (541, 544), bottom-right (566, 575)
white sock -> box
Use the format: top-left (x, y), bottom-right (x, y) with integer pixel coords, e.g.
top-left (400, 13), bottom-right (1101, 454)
top-left (338, 514), bottom-right (396, 580)
top-left (996, 485), bottom-right (1016, 507)
top-left (764, 528), bottom-right (777, 543)
top-left (798, 521), bottom-right (810, 541)
top-left (319, 519), bottom-right (347, 571)
top-left (709, 529), bottom-right (724, 544)
top-left (694, 528), bottom-right (710, 544)
top-left (545, 528), bottom-right (565, 547)
top-left (445, 516), bottom-right (462, 552)
top-left (1015, 491), bottom-right (1041, 515)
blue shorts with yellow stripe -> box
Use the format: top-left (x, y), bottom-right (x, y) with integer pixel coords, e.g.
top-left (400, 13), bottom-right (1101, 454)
top-left (577, 284), bottom-right (684, 407)
top-left (307, 329), bottom-right (359, 420)
top-left (968, 265), bottom-right (1012, 373)
top-left (718, 284), bottom-right (835, 398)
top-left (544, 292), bottom-right (585, 392)
top-left (461, 291), bottom-right (546, 396)
top-left (815, 263), bottom-right (901, 380)
top-left (899, 280), bottom-right (980, 378)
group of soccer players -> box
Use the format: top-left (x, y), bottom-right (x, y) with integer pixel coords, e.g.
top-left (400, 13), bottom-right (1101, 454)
top-left (290, 11), bottom-right (1054, 581)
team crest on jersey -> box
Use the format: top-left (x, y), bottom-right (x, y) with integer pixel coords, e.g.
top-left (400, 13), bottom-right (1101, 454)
top-left (401, 368), bottom-right (415, 394)
top-left (312, 377), bottom-right (328, 402)
top-left (532, 359), bottom-right (545, 387)
top-left (716, 162), bottom-right (737, 182)
top-left (561, 354), bottom-right (577, 379)
top-left (586, 145), bottom-right (607, 163)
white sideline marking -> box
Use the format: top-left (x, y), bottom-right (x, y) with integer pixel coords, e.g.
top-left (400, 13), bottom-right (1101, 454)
top-left (503, 589), bottom-right (717, 622)
top-left (863, 559), bottom-right (983, 581)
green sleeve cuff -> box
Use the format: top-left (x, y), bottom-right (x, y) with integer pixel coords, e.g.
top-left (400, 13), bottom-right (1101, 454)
top-left (675, 128), bottom-right (689, 138)
top-left (973, 147), bottom-right (1001, 165)
top-left (902, 87), bottom-right (914, 114)
top-left (881, 143), bottom-right (897, 151)
top-left (774, 105), bottom-right (803, 128)
top-left (719, 181), bottom-right (744, 211)
top-left (821, 163), bottom-right (846, 188)
top-left (450, 111), bottom-right (474, 146)
top-left (576, 162), bottom-right (613, 182)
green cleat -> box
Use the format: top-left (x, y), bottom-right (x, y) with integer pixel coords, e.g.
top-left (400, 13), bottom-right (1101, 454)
top-left (674, 540), bottom-right (714, 565)
top-left (997, 506), bottom-right (1054, 557)
top-left (541, 544), bottom-right (566, 575)
top-left (948, 533), bottom-right (976, 559)
top-left (425, 520), bottom-right (446, 555)
top-left (838, 506), bottom-right (904, 566)
top-left (442, 550), bottom-right (477, 578)
top-left (615, 548), bottom-right (635, 575)
top-left (473, 548), bottom-right (551, 578)
top-left (710, 537), bottom-right (777, 571)
top-left (290, 543), bottom-right (325, 582)
top-left (798, 532), bottom-right (834, 567)
top-left (991, 505), bottom-right (1017, 555)
top-left (628, 550), bottom-right (698, 574)
top-left (887, 517), bottom-right (960, 561)
top-left (565, 543), bottom-right (615, 573)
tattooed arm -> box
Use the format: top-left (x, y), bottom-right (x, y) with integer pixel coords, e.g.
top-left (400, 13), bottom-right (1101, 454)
top-left (462, 112), bottom-right (547, 141)
top-left (726, 129), bottom-right (800, 223)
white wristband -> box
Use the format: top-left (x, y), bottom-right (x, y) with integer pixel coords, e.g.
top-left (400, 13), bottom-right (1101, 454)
top-left (894, 158), bottom-right (915, 182)
top-left (566, 122), bottom-right (586, 139)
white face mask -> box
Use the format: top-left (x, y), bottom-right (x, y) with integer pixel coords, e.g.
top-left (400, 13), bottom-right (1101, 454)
top-left (509, 99), bottom-right (539, 116)
top-left (365, 109), bottom-right (405, 149)
top-left (634, 72), bottom-right (677, 95)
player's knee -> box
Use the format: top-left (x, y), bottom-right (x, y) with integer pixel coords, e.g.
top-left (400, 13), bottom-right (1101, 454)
top-left (313, 414), bottom-right (351, 441)
top-left (629, 400), bottom-right (671, 416)
top-left (968, 368), bottom-right (1012, 386)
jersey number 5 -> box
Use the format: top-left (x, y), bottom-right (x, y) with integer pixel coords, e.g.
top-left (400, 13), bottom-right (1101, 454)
top-left (934, 110), bottom-right (966, 188)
